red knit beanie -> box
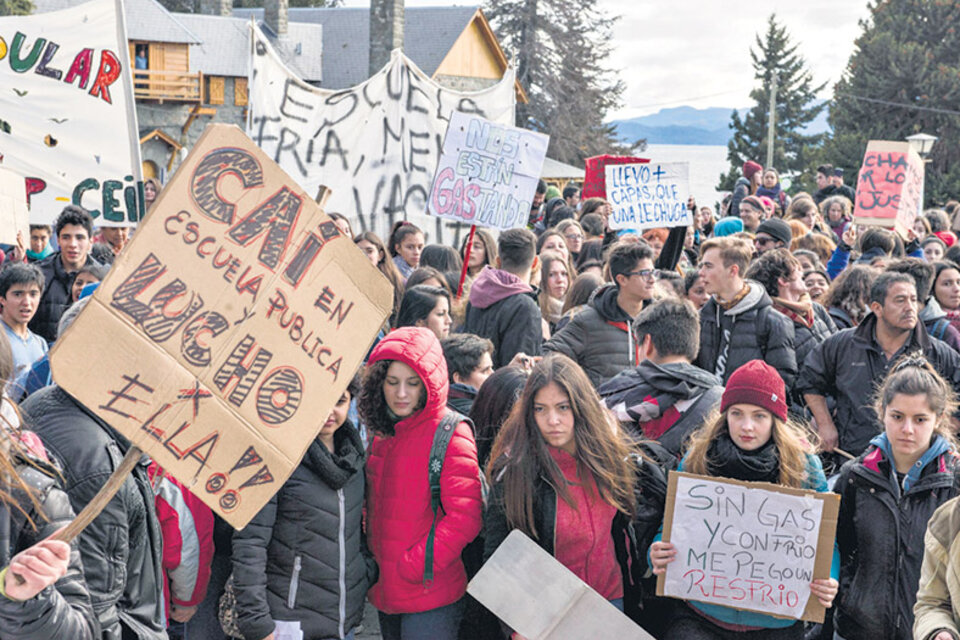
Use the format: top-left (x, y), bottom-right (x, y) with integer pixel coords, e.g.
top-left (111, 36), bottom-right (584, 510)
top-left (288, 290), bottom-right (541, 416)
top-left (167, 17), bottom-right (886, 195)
top-left (934, 230), bottom-right (957, 247)
top-left (743, 160), bottom-right (763, 180)
top-left (720, 360), bottom-right (788, 422)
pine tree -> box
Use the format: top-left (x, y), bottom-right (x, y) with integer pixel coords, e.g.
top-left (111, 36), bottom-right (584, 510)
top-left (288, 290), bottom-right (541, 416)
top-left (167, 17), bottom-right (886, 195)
top-left (0, 0), bottom-right (33, 16)
top-left (826, 0), bottom-right (960, 205)
top-left (718, 14), bottom-right (827, 191)
top-left (484, 0), bottom-right (629, 165)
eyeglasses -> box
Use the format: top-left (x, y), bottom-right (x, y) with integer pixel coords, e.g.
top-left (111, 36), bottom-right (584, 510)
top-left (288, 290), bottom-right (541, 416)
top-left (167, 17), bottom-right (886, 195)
top-left (564, 233), bottom-right (584, 241)
top-left (625, 269), bottom-right (661, 281)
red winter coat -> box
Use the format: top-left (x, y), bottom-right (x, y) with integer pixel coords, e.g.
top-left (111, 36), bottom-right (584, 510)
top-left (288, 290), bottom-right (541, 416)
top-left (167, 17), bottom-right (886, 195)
top-left (365, 327), bottom-right (483, 614)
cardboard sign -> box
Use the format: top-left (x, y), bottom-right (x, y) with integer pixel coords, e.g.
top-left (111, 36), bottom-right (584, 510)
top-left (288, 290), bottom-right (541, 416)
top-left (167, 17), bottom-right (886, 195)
top-left (0, 0), bottom-right (143, 225)
top-left (853, 140), bottom-right (925, 237)
top-left (249, 25), bottom-right (516, 244)
top-left (49, 124), bottom-right (393, 529)
top-left (606, 162), bottom-right (691, 231)
top-left (582, 155), bottom-right (649, 200)
top-left (656, 472), bottom-right (839, 623)
top-left (0, 168), bottom-right (30, 245)
top-left (469, 530), bottom-right (654, 640)
top-left (427, 111), bottom-right (549, 230)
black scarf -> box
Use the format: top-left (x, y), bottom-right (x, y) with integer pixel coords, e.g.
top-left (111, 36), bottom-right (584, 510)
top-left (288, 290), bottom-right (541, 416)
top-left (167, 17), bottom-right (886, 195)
top-left (302, 422), bottom-right (365, 490)
top-left (706, 431), bottom-right (780, 483)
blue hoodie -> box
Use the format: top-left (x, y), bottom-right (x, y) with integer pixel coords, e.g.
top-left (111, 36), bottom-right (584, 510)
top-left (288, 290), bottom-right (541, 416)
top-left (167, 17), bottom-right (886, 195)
top-left (868, 431), bottom-right (952, 493)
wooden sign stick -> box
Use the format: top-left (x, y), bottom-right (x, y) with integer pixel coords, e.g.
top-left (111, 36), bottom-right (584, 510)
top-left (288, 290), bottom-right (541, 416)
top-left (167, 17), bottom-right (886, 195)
top-left (9, 445), bottom-right (142, 585)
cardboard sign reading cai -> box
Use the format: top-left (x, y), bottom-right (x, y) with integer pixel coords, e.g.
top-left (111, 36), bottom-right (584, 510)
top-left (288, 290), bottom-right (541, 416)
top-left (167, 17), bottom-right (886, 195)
top-left (469, 530), bottom-right (654, 639)
top-left (0, 0), bottom-right (143, 225)
top-left (853, 140), bottom-right (925, 238)
top-left (606, 162), bottom-right (691, 231)
top-left (657, 472), bottom-right (839, 623)
top-left (427, 111), bottom-right (549, 230)
top-left (49, 124), bottom-right (393, 529)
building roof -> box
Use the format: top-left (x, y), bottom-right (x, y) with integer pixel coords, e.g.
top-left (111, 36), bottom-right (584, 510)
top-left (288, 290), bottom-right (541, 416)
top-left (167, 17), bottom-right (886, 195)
top-left (173, 13), bottom-right (323, 81)
top-left (33, 0), bottom-right (201, 44)
top-left (541, 157), bottom-right (584, 180)
top-left (233, 5), bottom-right (478, 89)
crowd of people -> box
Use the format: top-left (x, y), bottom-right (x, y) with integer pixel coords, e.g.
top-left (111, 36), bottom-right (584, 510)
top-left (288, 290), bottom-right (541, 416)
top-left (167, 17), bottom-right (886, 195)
top-left (6, 160), bottom-right (960, 640)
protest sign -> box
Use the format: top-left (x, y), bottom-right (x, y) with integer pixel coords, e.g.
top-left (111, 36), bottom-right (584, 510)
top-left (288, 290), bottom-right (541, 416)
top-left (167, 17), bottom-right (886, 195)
top-left (853, 140), bottom-right (925, 238)
top-left (249, 24), bottom-right (516, 245)
top-left (606, 162), bottom-right (691, 231)
top-left (656, 472), bottom-right (839, 623)
top-left (0, 0), bottom-right (143, 225)
top-left (49, 123), bottom-right (393, 529)
top-left (427, 111), bottom-right (549, 230)
top-left (0, 168), bottom-right (30, 245)
top-left (581, 155), bottom-right (649, 199)
top-left (469, 530), bottom-right (654, 640)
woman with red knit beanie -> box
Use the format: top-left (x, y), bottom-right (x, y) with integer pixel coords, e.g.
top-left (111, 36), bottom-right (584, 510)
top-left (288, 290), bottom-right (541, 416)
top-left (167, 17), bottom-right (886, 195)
top-left (650, 359), bottom-right (839, 639)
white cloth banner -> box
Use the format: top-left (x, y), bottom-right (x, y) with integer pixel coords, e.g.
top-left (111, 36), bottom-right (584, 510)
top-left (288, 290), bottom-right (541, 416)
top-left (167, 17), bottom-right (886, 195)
top-left (0, 0), bottom-right (142, 226)
top-left (248, 23), bottom-right (516, 245)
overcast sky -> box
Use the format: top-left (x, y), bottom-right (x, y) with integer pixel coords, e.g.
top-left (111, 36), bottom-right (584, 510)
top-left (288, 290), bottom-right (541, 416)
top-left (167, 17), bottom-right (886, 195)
top-left (342, 0), bottom-right (873, 120)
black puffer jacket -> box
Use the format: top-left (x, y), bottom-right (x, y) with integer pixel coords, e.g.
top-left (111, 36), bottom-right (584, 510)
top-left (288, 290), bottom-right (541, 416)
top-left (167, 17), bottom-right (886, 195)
top-left (834, 437), bottom-right (960, 640)
top-left (793, 302), bottom-right (839, 370)
top-left (30, 253), bottom-right (101, 344)
top-left (0, 453), bottom-right (98, 640)
top-left (21, 386), bottom-right (166, 640)
top-left (232, 423), bottom-right (372, 640)
top-left (797, 313), bottom-right (960, 456)
top-left (463, 267), bottom-right (542, 368)
top-left (695, 281), bottom-right (797, 389)
top-left (544, 284), bottom-right (637, 387)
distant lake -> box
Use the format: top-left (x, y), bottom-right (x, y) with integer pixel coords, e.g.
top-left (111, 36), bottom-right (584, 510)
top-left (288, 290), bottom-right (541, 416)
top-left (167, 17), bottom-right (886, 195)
top-left (643, 144), bottom-right (730, 210)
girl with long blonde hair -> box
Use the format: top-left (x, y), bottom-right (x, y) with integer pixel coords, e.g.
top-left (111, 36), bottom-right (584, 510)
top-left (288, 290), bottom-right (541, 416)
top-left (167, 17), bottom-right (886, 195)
top-left (650, 359), bottom-right (838, 639)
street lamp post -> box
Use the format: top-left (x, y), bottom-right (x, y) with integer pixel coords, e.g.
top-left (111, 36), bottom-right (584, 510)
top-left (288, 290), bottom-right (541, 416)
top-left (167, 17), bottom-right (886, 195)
top-left (906, 133), bottom-right (938, 160)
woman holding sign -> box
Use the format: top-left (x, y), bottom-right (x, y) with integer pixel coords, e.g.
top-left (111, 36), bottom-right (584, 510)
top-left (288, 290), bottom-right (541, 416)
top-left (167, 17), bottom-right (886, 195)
top-left (650, 360), bottom-right (838, 639)
top-left (483, 354), bottom-right (649, 632)
top-left (833, 356), bottom-right (960, 640)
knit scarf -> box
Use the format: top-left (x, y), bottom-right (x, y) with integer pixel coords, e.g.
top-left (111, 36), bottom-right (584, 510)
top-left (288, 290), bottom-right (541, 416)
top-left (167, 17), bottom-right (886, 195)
top-left (543, 295), bottom-right (564, 326)
top-left (718, 284), bottom-right (750, 311)
top-left (706, 431), bottom-right (780, 483)
top-left (772, 295), bottom-right (814, 328)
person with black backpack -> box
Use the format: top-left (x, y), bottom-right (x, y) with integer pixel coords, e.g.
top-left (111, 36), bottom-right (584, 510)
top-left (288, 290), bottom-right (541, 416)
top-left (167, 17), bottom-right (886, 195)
top-left (599, 298), bottom-right (723, 459)
top-left (360, 327), bottom-right (482, 640)
top-left (483, 354), bottom-right (647, 635)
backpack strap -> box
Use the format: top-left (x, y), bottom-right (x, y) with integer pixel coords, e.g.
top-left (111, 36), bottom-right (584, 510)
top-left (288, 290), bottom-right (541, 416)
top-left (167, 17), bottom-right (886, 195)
top-left (424, 410), bottom-right (471, 583)
top-left (933, 318), bottom-right (950, 342)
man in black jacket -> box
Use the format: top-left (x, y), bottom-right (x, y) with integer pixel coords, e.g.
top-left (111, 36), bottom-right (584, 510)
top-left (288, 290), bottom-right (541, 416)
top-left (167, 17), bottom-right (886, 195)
top-left (695, 237), bottom-right (797, 388)
top-left (599, 298), bottom-right (722, 457)
top-left (545, 242), bottom-right (656, 387)
top-left (22, 377), bottom-right (167, 640)
top-left (30, 206), bottom-right (102, 344)
top-left (464, 228), bottom-right (541, 368)
top-left (798, 271), bottom-right (960, 456)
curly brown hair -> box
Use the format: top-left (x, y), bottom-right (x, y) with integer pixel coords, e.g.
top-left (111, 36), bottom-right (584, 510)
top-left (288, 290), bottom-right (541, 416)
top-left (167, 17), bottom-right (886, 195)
top-left (358, 359), bottom-right (428, 438)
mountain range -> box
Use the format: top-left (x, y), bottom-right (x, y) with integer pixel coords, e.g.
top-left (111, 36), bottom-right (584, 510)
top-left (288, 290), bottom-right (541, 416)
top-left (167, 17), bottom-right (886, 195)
top-left (610, 105), bottom-right (831, 147)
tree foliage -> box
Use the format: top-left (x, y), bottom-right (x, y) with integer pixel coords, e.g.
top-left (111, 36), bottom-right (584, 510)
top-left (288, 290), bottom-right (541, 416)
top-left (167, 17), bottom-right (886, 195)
top-left (826, 0), bottom-right (960, 205)
top-left (484, 0), bottom-right (630, 165)
top-left (0, 0), bottom-right (33, 16)
top-left (718, 14), bottom-right (827, 191)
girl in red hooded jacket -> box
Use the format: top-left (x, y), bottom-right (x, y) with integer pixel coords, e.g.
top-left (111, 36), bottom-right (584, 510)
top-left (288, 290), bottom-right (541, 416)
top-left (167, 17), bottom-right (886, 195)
top-left (360, 327), bottom-right (483, 640)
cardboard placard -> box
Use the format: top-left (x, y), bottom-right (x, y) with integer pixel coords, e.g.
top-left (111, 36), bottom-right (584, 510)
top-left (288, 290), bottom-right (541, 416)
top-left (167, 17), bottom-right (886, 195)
top-left (656, 471), bottom-right (839, 623)
top-left (468, 529), bottom-right (655, 640)
top-left (427, 111), bottom-right (549, 230)
top-left (581, 155), bottom-right (649, 199)
top-left (0, 168), bottom-right (30, 245)
top-left (49, 123), bottom-right (393, 529)
top-left (853, 140), bottom-right (925, 238)
top-left (606, 162), bottom-right (691, 231)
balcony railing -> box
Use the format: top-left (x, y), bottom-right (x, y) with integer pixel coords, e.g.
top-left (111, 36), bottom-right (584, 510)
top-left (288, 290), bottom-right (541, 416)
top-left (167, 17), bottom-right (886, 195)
top-left (133, 69), bottom-right (203, 103)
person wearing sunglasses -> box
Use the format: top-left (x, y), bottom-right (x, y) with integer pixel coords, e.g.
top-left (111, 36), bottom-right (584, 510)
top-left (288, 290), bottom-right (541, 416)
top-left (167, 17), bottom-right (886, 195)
top-left (754, 218), bottom-right (794, 256)
top-left (545, 241), bottom-right (656, 388)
